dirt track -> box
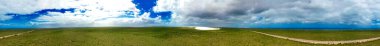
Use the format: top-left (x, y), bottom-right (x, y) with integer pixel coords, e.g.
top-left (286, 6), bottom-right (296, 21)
top-left (252, 31), bottom-right (380, 45)
top-left (0, 30), bottom-right (34, 39)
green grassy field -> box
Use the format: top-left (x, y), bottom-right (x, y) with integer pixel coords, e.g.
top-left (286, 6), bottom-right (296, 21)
top-left (256, 29), bottom-right (380, 41)
top-left (0, 27), bottom-right (379, 46)
top-left (0, 29), bottom-right (29, 36)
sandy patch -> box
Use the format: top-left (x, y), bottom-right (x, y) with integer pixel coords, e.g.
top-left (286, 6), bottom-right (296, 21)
top-left (194, 27), bottom-right (220, 30)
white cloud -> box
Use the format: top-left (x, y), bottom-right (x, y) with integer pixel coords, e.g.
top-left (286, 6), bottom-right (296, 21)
top-left (0, 0), bottom-right (75, 14)
top-left (32, 10), bottom-right (165, 27)
top-left (0, 0), bottom-right (170, 27)
top-left (1, 0), bottom-right (380, 28)
top-left (0, 0), bottom-right (77, 21)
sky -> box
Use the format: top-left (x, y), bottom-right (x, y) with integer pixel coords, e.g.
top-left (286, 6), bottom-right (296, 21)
top-left (0, 0), bottom-right (380, 29)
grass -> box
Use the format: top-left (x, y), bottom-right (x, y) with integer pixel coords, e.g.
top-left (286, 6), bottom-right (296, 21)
top-left (0, 27), bottom-right (379, 46)
top-left (255, 29), bottom-right (380, 41)
top-left (0, 29), bottom-right (29, 36)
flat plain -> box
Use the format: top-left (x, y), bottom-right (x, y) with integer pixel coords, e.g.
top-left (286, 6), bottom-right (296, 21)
top-left (0, 27), bottom-right (379, 46)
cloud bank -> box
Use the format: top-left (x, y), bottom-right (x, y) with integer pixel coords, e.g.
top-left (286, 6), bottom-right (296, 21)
top-left (174, 0), bottom-right (380, 28)
top-left (0, 0), bottom-right (380, 28)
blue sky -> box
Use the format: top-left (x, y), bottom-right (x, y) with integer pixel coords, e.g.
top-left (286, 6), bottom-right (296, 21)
top-left (0, 0), bottom-right (380, 29)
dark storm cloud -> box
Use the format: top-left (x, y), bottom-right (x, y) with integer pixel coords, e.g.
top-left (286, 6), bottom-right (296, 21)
top-left (182, 0), bottom-right (307, 20)
top-left (176, 0), bottom-right (380, 28)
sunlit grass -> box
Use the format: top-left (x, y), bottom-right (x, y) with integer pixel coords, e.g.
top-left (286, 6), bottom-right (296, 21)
top-left (255, 29), bottom-right (380, 41)
top-left (0, 27), bottom-right (379, 46)
top-left (0, 29), bottom-right (28, 36)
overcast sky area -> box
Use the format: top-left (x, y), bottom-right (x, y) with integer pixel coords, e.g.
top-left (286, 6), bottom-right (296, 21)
top-left (0, 0), bottom-right (380, 29)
